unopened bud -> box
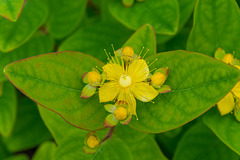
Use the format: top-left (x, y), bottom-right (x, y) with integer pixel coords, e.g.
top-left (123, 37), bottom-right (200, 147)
top-left (222, 54), bottom-right (234, 64)
top-left (114, 106), bottom-right (128, 121)
top-left (87, 71), bottom-right (101, 86)
top-left (150, 72), bottom-right (166, 87)
top-left (87, 135), bottom-right (100, 149)
top-left (123, 46), bottom-right (134, 58)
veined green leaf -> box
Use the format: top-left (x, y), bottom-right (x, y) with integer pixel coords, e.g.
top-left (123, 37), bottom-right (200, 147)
top-left (54, 131), bottom-right (133, 160)
top-left (38, 106), bottom-right (80, 144)
top-left (0, 34), bottom-right (54, 83)
top-left (123, 24), bottom-right (156, 58)
top-left (0, 81), bottom-right (16, 137)
top-left (0, 0), bottom-right (24, 22)
top-left (32, 141), bottom-right (56, 160)
top-left (129, 50), bottom-right (240, 133)
top-left (4, 51), bottom-right (108, 131)
top-left (108, 0), bottom-right (179, 35)
top-left (203, 107), bottom-right (240, 155)
top-left (173, 122), bottom-right (239, 160)
top-left (58, 21), bottom-right (133, 62)
top-left (187, 0), bottom-right (240, 58)
top-left (46, 0), bottom-right (87, 39)
top-left (2, 98), bottom-right (52, 152)
top-left (0, 137), bottom-right (11, 159)
top-left (0, 1), bottom-right (48, 52)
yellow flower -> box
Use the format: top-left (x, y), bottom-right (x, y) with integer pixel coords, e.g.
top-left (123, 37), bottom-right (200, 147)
top-left (215, 51), bottom-right (240, 116)
top-left (99, 47), bottom-right (158, 115)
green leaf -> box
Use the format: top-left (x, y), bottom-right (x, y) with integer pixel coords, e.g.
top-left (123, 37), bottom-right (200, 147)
top-left (123, 24), bottom-right (156, 58)
top-left (187, 0), bottom-right (240, 58)
top-left (58, 21), bottom-right (133, 62)
top-left (0, 81), bottom-right (16, 137)
top-left (0, 137), bottom-right (11, 159)
top-left (46, 0), bottom-right (87, 39)
top-left (32, 141), bottom-right (56, 160)
top-left (0, 0), bottom-right (24, 22)
top-left (156, 0), bottom-right (197, 45)
top-left (54, 131), bottom-right (133, 160)
top-left (114, 125), bottom-right (166, 160)
top-left (203, 107), bottom-right (240, 155)
top-left (173, 122), bottom-right (239, 160)
top-left (129, 50), bottom-right (240, 133)
top-left (2, 97), bottom-right (52, 152)
top-left (0, 1), bottom-right (48, 52)
top-left (38, 106), bottom-right (80, 144)
top-left (3, 155), bottom-right (29, 160)
top-left (114, 125), bottom-right (148, 143)
top-left (127, 135), bottom-right (167, 160)
top-left (0, 34), bottom-right (54, 83)
top-left (4, 51), bottom-right (108, 131)
top-left (108, 0), bottom-right (179, 35)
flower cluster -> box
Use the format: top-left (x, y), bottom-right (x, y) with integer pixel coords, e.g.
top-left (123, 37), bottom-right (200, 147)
top-left (215, 48), bottom-right (240, 121)
top-left (81, 46), bottom-right (170, 126)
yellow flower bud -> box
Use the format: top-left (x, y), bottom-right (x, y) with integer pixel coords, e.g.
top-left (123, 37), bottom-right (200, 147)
top-left (150, 72), bottom-right (166, 87)
top-left (222, 54), bottom-right (234, 64)
top-left (114, 106), bottom-right (128, 121)
top-left (87, 71), bottom-right (101, 86)
top-left (86, 135), bottom-right (100, 149)
top-left (123, 46), bottom-right (134, 58)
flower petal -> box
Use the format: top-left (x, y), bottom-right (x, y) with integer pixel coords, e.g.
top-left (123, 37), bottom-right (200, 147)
top-left (118, 88), bottom-right (137, 115)
top-left (131, 82), bottom-right (158, 102)
top-left (232, 81), bottom-right (240, 98)
top-left (104, 114), bottom-right (119, 127)
top-left (217, 92), bottom-right (234, 116)
top-left (99, 82), bottom-right (120, 103)
top-left (102, 63), bottom-right (123, 80)
top-left (127, 59), bottom-right (149, 82)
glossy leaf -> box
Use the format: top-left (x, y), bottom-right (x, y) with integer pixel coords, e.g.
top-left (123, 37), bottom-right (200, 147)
top-left (2, 98), bottom-right (52, 152)
top-left (187, 0), bottom-right (240, 58)
top-left (38, 106), bottom-right (80, 144)
top-left (0, 0), bottom-right (24, 21)
top-left (46, 0), bottom-right (87, 39)
top-left (173, 122), bottom-right (239, 160)
top-left (4, 51), bottom-right (108, 131)
top-left (0, 1), bottom-right (48, 52)
top-left (123, 24), bottom-right (156, 58)
top-left (3, 155), bottom-right (29, 160)
top-left (108, 0), bottom-right (179, 35)
top-left (32, 141), bottom-right (56, 160)
top-left (54, 131), bottom-right (133, 160)
top-left (0, 81), bottom-right (16, 137)
top-left (129, 50), bottom-right (240, 133)
top-left (203, 107), bottom-right (240, 155)
top-left (58, 21), bottom-right (133, 62)
top-left (0, 34), bottom-right (54, 83)
top-left (156, 0), bottom-right (197, 44)
top-left (127, 135), bottom-right (167, 160)
top-left (114, 125), bottom-right (166, 160)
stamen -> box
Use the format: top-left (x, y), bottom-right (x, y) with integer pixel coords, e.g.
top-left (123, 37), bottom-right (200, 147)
top-left (95, 66), bottom-right (103, 71)
top-left (139, 47), bottom-right (144, 58)
top-left (142, 49), bottom-right (149, 58)
top-left (149, 59), bottom-right (158, 67)
top-left (150, 68), bottom-right (157, 72)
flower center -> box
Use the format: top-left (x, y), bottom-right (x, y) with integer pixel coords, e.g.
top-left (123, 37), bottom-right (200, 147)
top-left (119, 75), bottom-right (132, 87)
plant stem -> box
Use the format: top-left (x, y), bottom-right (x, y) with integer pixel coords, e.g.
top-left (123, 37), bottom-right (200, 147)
top-left (101, 127), bottom-right (115, 143)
